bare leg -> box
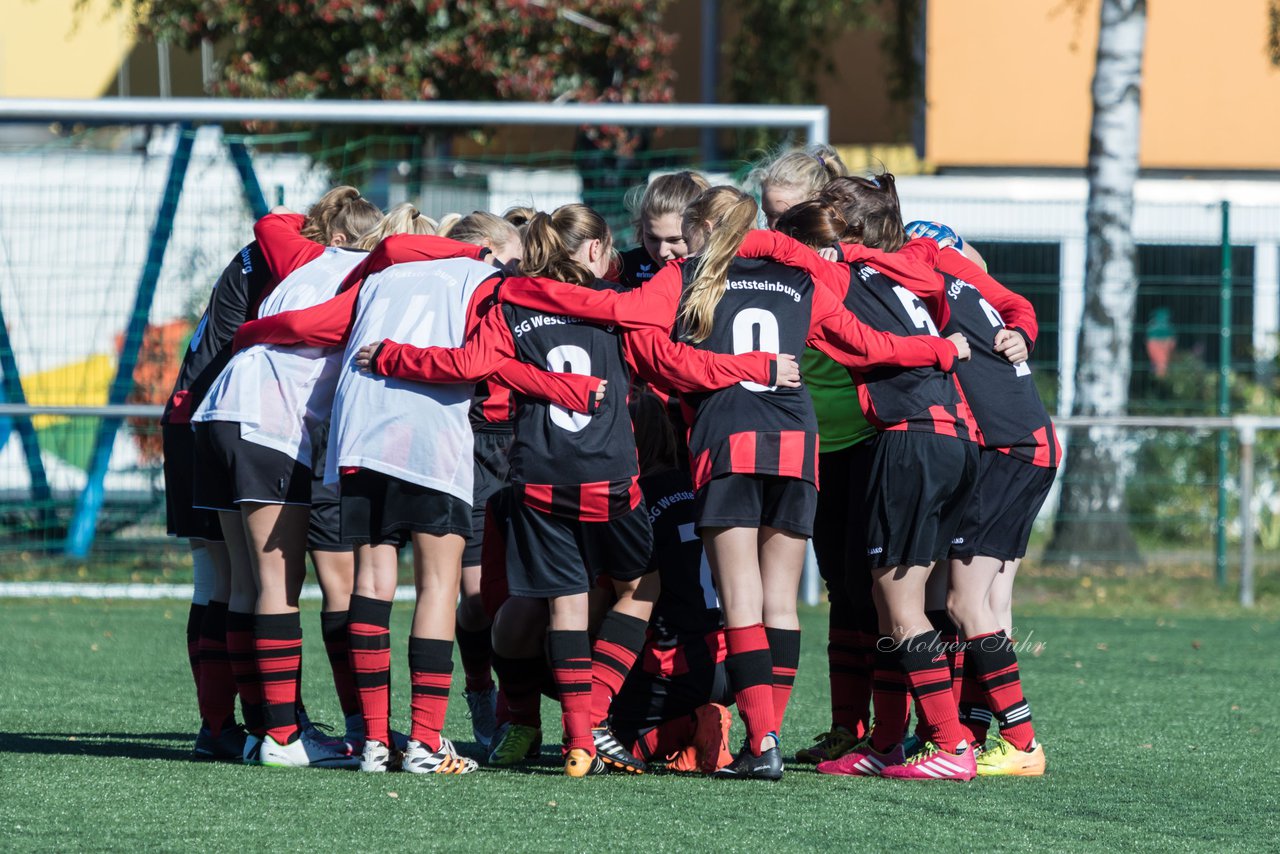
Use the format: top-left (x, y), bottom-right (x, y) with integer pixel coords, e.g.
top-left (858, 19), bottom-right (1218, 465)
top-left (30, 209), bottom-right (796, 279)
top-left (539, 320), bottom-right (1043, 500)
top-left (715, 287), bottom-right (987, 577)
top-left (703, 526), bottom-right (763, 628)
top-left (988, 558), bottom-right (1020, 636)
top-left (312, 549), bottom-right (355, 613)
top-left (759, 526), bottom-right (806, 631)
top-left (409, 532), bottom-right (465, 641)
top-left (241, 503), bottom-right (309, 615)
top-left (947, 556), bottom-right (1004, 639)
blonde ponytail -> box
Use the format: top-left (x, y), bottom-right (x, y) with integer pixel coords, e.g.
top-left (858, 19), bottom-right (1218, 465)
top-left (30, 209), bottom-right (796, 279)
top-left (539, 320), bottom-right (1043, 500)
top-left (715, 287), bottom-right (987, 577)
top-left (301, 185), bottom-right (383, 245)
top-left (677, 187), bottom-right (758, 344)
top-left (353, 203), bottom-right (438, 251)
top-left (521, 204), bottom-right (611, 286)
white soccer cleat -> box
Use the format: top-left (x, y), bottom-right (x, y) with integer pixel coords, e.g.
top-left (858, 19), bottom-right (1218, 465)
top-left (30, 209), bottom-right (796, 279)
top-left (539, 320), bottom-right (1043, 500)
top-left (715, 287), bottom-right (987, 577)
top-left (360, 738), bottom-right (394, 773)
top-left (259, 729), bottom-right (361, 770)
top-left (402, 737), bottom-right (479, 775)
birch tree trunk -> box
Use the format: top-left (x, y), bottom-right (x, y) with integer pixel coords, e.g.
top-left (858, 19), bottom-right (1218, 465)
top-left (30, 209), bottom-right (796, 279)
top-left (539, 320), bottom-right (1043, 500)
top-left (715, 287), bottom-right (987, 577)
top-left (1047, 0), bottom-right (1147, 565)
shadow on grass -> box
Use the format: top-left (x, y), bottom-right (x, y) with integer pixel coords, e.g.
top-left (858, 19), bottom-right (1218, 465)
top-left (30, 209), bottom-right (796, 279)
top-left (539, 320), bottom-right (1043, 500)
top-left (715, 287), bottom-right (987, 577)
top-left (0, 731), bottom-right (194, 762)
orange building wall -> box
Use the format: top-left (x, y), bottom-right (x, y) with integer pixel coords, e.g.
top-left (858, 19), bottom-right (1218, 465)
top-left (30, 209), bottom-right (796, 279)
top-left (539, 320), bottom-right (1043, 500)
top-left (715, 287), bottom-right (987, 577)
top-left (926, 0), bottom-right (1280, 170)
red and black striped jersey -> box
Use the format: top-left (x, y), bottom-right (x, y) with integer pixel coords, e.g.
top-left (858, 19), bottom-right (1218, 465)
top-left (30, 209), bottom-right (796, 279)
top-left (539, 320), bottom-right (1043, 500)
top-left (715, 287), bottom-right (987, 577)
top-left (162, 241), bottom-right (275, 424)
top-left (678, 257), bottom-right (824, 489)
top-left (619, 246), bottom-right (661, 289)
top-left (936, 265), bottom-right (1059, 467)
top-left (833, 258), bottom-right (975, 440)
top-left (641, 468), bottom-right (723, 646)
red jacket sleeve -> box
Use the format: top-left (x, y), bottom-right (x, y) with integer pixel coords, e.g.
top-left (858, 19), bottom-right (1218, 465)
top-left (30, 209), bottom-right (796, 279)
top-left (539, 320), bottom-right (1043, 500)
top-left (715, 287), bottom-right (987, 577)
top-left (622, 328), bottom-right (778, 393)
top-left (373, 305), bottom-right (516, 384)
top-left (934, 247), bottom-right (1039, 349)
top-left (807, 278), bottom-right (957, 373)
top-left (736, 230), bottom-right (853, 299)
top-left (336, 234), bottom-right (490, 294)
top-left (496, 269), bottom-right (684, 332)
top-left (231, 286), bottom-right (360, 352)
top-left (492, 359), bottom-right (600, 414)
top-left (839, 240), bottom-right (950, 329)
top-left (253, 213), bottom-right (323, 280)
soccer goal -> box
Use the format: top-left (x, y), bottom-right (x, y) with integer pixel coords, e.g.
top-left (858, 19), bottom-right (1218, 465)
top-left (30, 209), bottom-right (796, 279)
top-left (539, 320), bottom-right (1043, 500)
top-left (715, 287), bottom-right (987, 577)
top-left (0, 97), bottom-right (828, 571)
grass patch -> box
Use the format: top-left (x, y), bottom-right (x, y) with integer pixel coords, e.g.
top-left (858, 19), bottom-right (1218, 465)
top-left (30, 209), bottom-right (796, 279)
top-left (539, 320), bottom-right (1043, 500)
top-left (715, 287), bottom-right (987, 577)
top-left (1, 598), bottom-right (1277, 852)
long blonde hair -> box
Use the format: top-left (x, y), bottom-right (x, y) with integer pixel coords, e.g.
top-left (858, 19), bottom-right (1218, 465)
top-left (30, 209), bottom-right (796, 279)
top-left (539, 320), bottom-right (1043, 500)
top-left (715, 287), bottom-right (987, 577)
top-left (748, 143), bottom-right (848, 199)
top-left (353, 203), bottom-right (438, 250)
top-left (441, 211), bottom-right (520, 253)
top-left (677, 187), bottom-right (759, 344)
top-left (300, 186), bottom-right (383, 245)
top-left (521, 204), bottom-right (612, 286)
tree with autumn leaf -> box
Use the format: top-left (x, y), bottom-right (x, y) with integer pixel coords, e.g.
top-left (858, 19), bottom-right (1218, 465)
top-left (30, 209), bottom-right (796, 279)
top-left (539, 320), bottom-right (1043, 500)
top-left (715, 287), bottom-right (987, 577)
top-left (116, 0), bottom-right (677, 155)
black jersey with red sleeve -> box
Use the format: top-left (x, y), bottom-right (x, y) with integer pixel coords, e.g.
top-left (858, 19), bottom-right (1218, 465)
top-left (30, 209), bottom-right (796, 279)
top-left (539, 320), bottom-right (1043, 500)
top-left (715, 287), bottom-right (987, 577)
top-left (162, 242), bottom-right (274, 425)
top-left (835, 260), bottom-right (974, 440)
top-left (938, 270), bottom-right (1059, 466)
top-left (619, 246), bottom-right (661, 289)
top-left (678, 257), bottom-right (823, 490)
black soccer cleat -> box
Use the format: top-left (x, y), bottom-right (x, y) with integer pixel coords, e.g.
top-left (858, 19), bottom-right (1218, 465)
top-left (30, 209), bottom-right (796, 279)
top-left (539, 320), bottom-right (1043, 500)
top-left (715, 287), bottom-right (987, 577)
top-left (592, 726), bottom-right (647, 774)
top-left (712, 736), bottom-right (784, 781)
top-left (192, 721), bottom-right (249, 762)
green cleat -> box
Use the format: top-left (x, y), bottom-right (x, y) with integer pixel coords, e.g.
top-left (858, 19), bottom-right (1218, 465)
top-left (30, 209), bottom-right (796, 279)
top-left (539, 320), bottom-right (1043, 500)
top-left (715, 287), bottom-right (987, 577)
top-left (487, 723), bottom-right (542, 767)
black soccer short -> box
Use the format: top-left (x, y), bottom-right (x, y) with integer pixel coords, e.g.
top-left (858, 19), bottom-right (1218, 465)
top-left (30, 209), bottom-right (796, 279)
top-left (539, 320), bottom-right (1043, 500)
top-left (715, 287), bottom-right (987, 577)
top-left (192, 421), bottom-right (312, 512)
top-left (162, 421), bottom-right (223, 541)
top-left (610, 656), bottom-right (732, 748)
top-left (463, 428), bottom-right (514, 566)
top-left (862, 430), bottom-right (978, 570)
top-left (694, 473), bottom-right (818, 537)
top-left (340, 468), bottom-right (472, 548)
top-left (305, 421), bottom-right (350, 553)
top-left (506, 501), bottom-right (653, 598)
top-left (950, 449), bottom-right (1057, 562)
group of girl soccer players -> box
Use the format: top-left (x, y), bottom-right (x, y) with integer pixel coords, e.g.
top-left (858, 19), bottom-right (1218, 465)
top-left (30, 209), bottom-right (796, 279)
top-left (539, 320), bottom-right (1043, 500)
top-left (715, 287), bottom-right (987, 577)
top-left (163, 143), bottom-right (1056, 781)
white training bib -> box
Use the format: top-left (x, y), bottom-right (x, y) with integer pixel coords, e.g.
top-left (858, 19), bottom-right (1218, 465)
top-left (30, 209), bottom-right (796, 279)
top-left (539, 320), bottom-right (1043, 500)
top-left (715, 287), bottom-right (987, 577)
top-left (327, 258), bottom-right (497, 502)
top-left (192, 247), bottom-right (367, 464)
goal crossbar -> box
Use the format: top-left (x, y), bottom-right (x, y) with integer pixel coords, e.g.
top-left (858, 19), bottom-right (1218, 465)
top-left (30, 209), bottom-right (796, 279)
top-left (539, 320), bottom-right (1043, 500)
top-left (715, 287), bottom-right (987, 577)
top-left (0, 97), bottom-right (830, 144)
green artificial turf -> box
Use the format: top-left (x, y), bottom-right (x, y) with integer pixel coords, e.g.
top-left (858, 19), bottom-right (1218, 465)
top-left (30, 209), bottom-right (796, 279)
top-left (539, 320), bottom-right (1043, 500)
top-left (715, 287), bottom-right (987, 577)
top-left (0, 598), bottom-right (1277, 852)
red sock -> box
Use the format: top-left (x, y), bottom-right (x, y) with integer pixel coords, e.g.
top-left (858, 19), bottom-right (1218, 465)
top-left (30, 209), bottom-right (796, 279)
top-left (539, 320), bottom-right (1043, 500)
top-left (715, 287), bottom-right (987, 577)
top-left (348, 595), bottom-right (393, 745)
top-left (897, 630), bottom-right (970, 753)
top-left (766, 627), bottom-right (801, 733)
top-left (724, 624), bottom-right (775, 756)
top-left (254, 612), bottom-right (302, 744)
top-left (631, 715), bottom-right (696, 761)
top-left (492, 654), bottom-right (545, 728)
top-left (869, 643), bottom-right (910, 753)
top-left (320, 610), bottom-right (360, 719)
top-left (548, 630), bottom-right (594, 753)
top-left (828, 628), bottom-right (874, 737)
top-left (968, 631), bottom-right (1035, 750)
top-left (455, 624), bottom-right (495, 694)
top-left (226, 610), bottom-right (263, 735)
top-left (186, 603), bottom-right (206, 695)
top-left (408, 637), bottom-right (454, 752)
top-left (927, 610), bottom-right (966, 707)
top-left (589, 611), bottom-right (647, 727)
top-left (197, 602), bottom-right (236, 735)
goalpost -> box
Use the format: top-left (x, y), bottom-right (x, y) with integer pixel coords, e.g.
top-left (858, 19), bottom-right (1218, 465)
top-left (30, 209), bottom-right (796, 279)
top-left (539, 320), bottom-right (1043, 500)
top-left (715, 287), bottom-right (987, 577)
top-left (0, 97), bottom-right (828, 593)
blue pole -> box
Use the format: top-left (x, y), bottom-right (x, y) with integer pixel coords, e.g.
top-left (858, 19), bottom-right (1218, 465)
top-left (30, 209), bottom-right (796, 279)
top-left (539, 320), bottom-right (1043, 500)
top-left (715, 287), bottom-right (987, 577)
top-left (65, 124), bottom-right (194, 557)
top-left (226, 139), bottom-right (269, 219)
top-left (0, 301), bottom-right (53, 520)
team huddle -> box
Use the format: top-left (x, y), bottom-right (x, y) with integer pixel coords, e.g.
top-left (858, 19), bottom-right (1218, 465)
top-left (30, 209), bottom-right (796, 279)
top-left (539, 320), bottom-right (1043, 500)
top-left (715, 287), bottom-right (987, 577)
top-left (163, 144), bottom-right (1056, 781)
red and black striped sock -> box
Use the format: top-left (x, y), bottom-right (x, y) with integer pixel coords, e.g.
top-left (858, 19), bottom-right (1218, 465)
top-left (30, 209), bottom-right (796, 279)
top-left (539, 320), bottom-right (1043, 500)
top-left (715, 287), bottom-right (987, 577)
top-left (927, 609), bottom-right (966, 706)
top-left (254, 612), bottom-right (302, 745)
top-left (631, 715), bottom-right (696, 761)
top-left (898, 630), bottom-right (969, 753)
top-left (548, 630), bottom-right (594, 754)
top-left (724, 623), bottom-right (775, 756)
top-left (828, 627), bottom-right (875, 737)
top-left (455, 624), bottom-right (495, 694)
top-left (766, 627), bottom-right (802, 733)
top-left (186, 602), bottom-right (206, 695)
top-left (348, 595), bottom-right (393, 745)
top-left (492, 653), bottom-right (545, 728)
top-left (196, 601), bottom-right (236, 736)
top-left (226, 610), bottom-right (263, 736)
top-left (958, 651), bottom-right (992, 743)
top-left (588, 611), bottom-right (648, 727)
top-left (320, 610), bottom-right (360, 720)
top-left (968, 631), bottom-right (1035, 750)
top-left (408, 637), bottom-right (454, 752)
top-left (869, 643), bottom-right (910, 753)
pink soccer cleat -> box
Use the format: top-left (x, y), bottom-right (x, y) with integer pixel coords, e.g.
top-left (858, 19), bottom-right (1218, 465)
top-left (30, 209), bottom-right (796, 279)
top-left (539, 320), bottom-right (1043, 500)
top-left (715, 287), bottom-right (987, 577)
top-left (880, 740), bottom-right (976, 781)
top-left (816, 737), bottom-right (905, 777)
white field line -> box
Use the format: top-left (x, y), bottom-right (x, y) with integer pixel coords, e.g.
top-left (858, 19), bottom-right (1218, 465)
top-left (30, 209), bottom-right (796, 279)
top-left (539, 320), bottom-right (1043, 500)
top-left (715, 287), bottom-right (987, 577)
top-left (0, 582), bottom-right (419, 601)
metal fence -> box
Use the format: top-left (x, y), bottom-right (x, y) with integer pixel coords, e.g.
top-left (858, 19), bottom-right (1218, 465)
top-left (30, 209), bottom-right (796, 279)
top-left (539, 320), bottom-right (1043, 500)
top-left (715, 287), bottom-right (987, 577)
top-left (0, 104), bottom-right (1277, 605)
